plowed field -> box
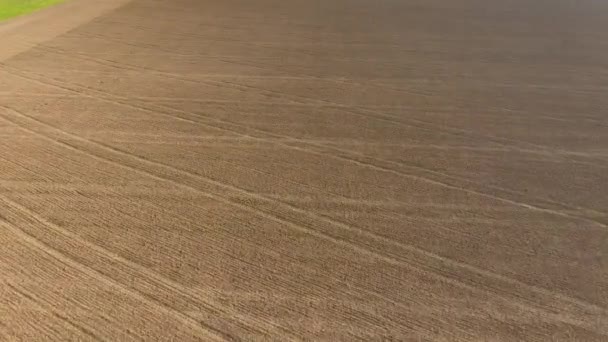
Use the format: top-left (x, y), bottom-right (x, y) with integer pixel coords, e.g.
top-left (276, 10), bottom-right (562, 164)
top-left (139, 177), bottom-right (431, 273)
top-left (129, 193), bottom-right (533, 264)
top-left (1, 0), bottom-right (607, 340)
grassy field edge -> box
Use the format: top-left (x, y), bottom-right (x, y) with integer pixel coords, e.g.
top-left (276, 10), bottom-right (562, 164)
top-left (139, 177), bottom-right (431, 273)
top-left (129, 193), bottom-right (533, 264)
top-left (0, 0), bottom-right (65, 21)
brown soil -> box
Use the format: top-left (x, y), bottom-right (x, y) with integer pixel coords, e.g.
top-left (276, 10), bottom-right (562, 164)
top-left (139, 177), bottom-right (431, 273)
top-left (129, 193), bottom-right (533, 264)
top-left (1, 0), bottom-right (607, 340)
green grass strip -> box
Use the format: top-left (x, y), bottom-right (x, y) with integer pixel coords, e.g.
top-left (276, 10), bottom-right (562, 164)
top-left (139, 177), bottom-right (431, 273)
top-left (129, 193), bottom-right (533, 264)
top-left (0, 0), bottom-right (65, 21)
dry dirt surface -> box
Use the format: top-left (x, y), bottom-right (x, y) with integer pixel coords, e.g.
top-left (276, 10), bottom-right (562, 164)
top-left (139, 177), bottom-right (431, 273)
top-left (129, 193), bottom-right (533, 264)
top-left (1, 0), bottom-right (608, 340)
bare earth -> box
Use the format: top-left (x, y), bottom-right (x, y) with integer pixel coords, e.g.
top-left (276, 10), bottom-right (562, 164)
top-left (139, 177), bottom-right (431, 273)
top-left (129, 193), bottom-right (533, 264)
top-left (1, 0), bottom-right (607, 340)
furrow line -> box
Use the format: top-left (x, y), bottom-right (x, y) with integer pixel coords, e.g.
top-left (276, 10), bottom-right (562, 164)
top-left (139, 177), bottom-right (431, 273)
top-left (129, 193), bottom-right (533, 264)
top-left (0, 209), bottom-right (230, 342)
top-left (4, 64), bottom-right (606, 226)
top-left (21, 50), bottom-right (608, 218)
top-left (2, 280), bottom-right (105, 342)
top-left (1, 104), bottom-right (605, 326)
